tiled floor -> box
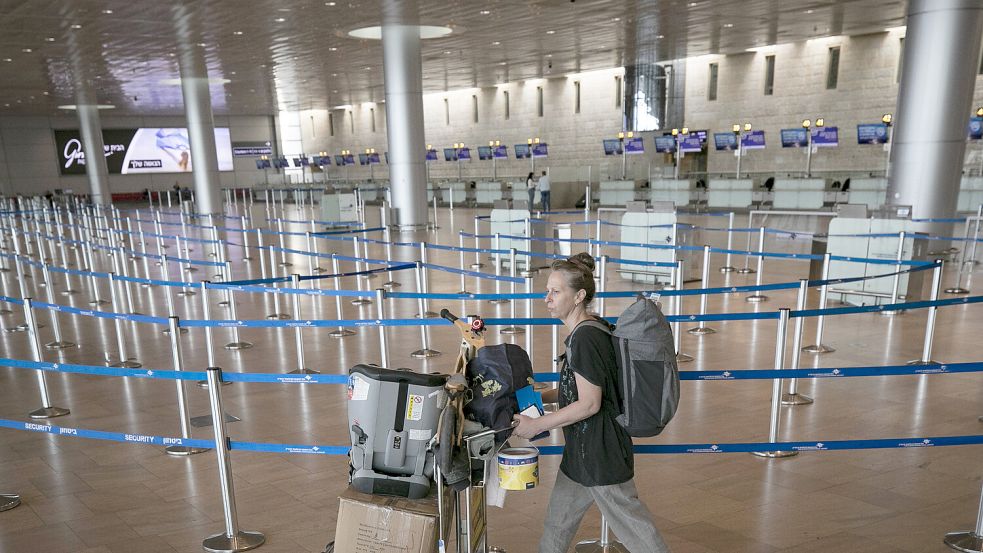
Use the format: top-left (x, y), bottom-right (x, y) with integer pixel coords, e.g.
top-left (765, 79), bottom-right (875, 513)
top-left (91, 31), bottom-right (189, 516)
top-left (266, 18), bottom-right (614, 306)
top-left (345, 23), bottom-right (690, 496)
top-left (0, 202), bottom-right (980, 552)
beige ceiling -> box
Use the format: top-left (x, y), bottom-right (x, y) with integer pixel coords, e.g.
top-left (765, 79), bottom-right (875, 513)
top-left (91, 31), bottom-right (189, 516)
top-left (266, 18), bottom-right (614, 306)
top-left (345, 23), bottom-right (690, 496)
top-left (0, 0), bottom-right (907, 116)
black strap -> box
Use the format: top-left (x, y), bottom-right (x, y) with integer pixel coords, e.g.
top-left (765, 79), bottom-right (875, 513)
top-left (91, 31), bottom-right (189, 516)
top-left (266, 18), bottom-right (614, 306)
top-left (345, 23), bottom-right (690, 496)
top-left (393, 379), bottom-right (408, 432)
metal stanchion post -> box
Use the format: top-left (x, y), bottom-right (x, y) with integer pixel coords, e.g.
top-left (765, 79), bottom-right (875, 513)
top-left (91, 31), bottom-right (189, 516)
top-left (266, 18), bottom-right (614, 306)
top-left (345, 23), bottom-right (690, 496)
top-left (256, 230), bottom-right (267, 280)
top-left (881, 231), bottom-right (907, 316)
top-left (598, 255), bottom-right (608, 317)
top-left (745, 227), bottom-right (769, 303)
top-left (160, 256), bottom-right (189, 334)
top-left (782, 280), bottom-right (814, 405)
top-left (720, 212), bottom-right (736, 272)
top-left (240, 216), bottom-right (252, 261)
top-left (751, 308), bottom-right (797, 458)
top-left (673, 262), bottom-right (693, 363)
top-left (41, 265), bottom-right (77, 349)
top-left (410, 262), bottom-right (441, 358)
top-left (489, 233), bottom-right (509, 304)
top-left (551, 317), bottom-right (559, 372)
top-left (201, 368), bottom-right (266, 553)
top-left (688, 245), bottom-right (716, 335)
top-left (329, 255), bottom-right (356, 337)
top-left (967, 204), bottom-right (983, 267)
top-left (501, 248), bottom-right (524, 335)
top-left (223, 278), bottom-right (252, 350)
top-left (575, 517), bottom-right (628, 553)
top-left (107, 273), bottom-right (141, 368)
top-left (525, 276), bottom-right (534, 357)
top-left (737, 224), bottom-right (756, 274)
top-left (457, 232), bottom-right (468, 294)
top-left (471, 218), bottom-right (484, 269)
top-left (276, 218), bottom-right (291, 267)
top-left (520, 218), bottom-right (537, 277)
top-left (944, 480), bottom-right (983, 552)
top-left (266, 246), bottom-right (288, 319)
top-left (165, 316), bottom-right (209, 456)
top-left (306, 233), bottom-right (322, 285)
top-left (350, 237), bottom-right (372, 306)
top-left (375, 288), bottom-right (390, 367)
top-left (802, 252), bottom-right (834, 354)
top-left (417, 243), bottom-right (435, 316)
top-left (22, 298), bottom-right (70, 418)
top-left (288, 274), bottom-right (318, 374)
top-left (908, 260), bottom-right (943, 365)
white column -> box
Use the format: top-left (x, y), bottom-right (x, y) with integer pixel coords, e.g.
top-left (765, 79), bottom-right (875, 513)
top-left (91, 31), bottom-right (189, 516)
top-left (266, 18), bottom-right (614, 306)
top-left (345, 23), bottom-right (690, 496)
top-left (76, 102), bottom-right (112, 205)
top-left (176, 26), bottom-right (222, 216)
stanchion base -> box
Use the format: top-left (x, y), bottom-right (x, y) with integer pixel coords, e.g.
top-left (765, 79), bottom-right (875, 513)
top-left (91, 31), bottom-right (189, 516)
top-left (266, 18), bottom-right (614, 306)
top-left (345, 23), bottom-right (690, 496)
top-left (196, 380), bottom-right (233, 389)
top-left (164, 445), bottom-right (210, 456)
top-left (781, 393), bottom-right (814, 406)
top-left (277, 261), bottom-right (293, 267)
top-left (0, 494), bottom-right (20, 512)
top-left (224, 342), bottom-right (253, 351)
top-left (944, 287), bottom-right (971, 295)
top-left (60, 289), bottom-right (79, 296)
top-left (745, 295), bottom-right (769, 303)
top-left (109, 360), bottom-right (142, 368)
top-left (0, 309), bottom-right (12, 316)
top-left (202, 530), bottom-right (265, 553)
top-left (3, 323), bottom-right (28, 333)
top-left (750, 450), bottom-right (798, 458)
top-left (329, 329), bottom-right (356, 338)
top-left (177, 290), bottom-right (198, 297)
top-left (500, 326), bottom-right (526, 335)
top-left (311, 266), bottom-right (325, 273)
top-left (488, 299), bottom-right (511, 304)
top-left (242, 257), bottom-right (253, 262)
top-left (687, 327), bottom-right (716, 335)
top-left (906, 359), bottom-right (939, 366)
top-left (190, 412), bottom-right (239, 427)
top-left (676, 352), bottom-right (694, 363)
top-left (44, 341), bottom-right (78, 350)
top-left (361, 273), bottom-right (377, 280)
top-left (470, 263), bottom-right (485, 269)
top-left (415, 311), bottom-right (440, 318)
top-left (266, 313), bottom-right (290, 320)
top-left (575, 540), bottom-right (629, 552)
top-left (879, 310), bottom-right (905, 316)
top-left (29, 406), bottom-right (70, 419)
top-left (161, 327), bottom-right (190, 335)
top-left (184, 267), bottom-right (199, 273)
top-left (410, 349), bottom-right (442, 359)
top-left (383, 281), bottom-right (401, 288)
top-left (288, 368), bottom-right (321, 374)
top-left (88, 299), bottom-right (111, 305)
top-left (351, 299), bottom-right (373, 306)
top-left (802, 344), bottom-right (835, 354)
top-left (944, 531), bottom-right (983, 552)
top-left (719, 266), bottom-right (736, 273)
top-left (736, 268), bottom-right (756, 274)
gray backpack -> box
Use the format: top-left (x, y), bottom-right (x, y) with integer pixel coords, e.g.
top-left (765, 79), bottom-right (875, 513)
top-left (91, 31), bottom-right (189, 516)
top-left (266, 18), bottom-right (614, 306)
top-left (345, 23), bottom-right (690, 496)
top-left (569, 296), bottom-right (680, 437)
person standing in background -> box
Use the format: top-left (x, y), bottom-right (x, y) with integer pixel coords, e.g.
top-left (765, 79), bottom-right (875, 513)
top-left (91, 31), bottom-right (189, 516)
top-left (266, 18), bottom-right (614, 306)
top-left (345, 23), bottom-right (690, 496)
top-left (526, 171), bottom-right (536, 210)
top-left (537, 170), bottom-right (551, 213)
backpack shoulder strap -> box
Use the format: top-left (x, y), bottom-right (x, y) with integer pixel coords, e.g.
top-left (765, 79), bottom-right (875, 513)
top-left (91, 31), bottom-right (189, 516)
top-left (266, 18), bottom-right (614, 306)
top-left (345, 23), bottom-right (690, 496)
top-left (563, 318), bottom-right (612, 368)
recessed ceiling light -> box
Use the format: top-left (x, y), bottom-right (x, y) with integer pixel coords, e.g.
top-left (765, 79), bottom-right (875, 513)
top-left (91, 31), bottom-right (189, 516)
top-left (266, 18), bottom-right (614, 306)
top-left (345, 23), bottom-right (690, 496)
top-left (70, 24), bottom-right (82, 29)
top-left (42, 91), bottom-right (49, 95)
top-left (158, 77), bottom-right (231, 85)
top-left (329, 47), bottom-right (337, 51)
top-left (325, 1), bottom-right (336, 5)
top-left (480, 10), bottom-right (491, 15)
top-left (331, 73), bottom-right (337, 76)
top-left (546, 30), bottom-right (555, 34)
top-left (688, 1), bottom-right (698, 6)
top-left (57, 104), bottom-right (116, 110)
top-left (229, 71), bottom-right (237, 75)
top-left (444, 50), bottom-right (452, 54)
top-left (723, 23), bottom-right (734, 28)
top-left (805, 9), bottom-right (814, 13)
top-left (656, 34), bottom-right (665, 39)
top-left (492, 41), bottom-right (500, 45)
top-left (21, 48), bottom-right (32, 53)
top-left (332, 89), bottom-right (338, 93)
top-left (45, 37), bottom-right (55, 42)
top-left (364, 66), bottom-right (371, 70)
top-left (499, 61), bottom-right (507, 66)
top-left (275, 17), bottom-right (286, 22)
top-left (546, 54), bottom-right (552, 58)
top-left (102, 9), bottom-right (113, 14)
top-left (233, 31), bottom-right (243, 36)
top-left (197, 42), bottom-right (207, 47)
top-left (2, 58), bottom-right (11, 62)
top-left (349, 25), bottom-right (452, 40)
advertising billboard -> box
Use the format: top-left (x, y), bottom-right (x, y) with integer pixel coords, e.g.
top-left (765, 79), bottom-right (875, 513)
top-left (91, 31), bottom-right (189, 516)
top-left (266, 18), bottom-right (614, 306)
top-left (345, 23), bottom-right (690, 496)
top-left (55, 128), bottom-right (233, 175)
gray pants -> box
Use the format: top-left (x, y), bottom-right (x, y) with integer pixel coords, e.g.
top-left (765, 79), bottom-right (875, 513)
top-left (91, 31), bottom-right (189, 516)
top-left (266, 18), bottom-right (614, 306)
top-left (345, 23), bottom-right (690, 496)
top-left (528, 187), bottom-right (536, 209)
top-left (539, 470), bottom-right (671, 553)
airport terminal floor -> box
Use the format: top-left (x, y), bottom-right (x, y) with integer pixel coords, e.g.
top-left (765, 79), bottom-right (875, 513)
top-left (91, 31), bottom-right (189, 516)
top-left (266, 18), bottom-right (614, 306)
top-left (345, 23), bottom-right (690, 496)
top-left (0, 199), bottom-right (981, 553)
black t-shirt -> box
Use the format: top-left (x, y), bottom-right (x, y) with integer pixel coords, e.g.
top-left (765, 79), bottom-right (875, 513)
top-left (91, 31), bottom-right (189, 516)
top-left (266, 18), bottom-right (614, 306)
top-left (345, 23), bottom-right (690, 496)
top-left (558, 322), bottom-right (634, 487)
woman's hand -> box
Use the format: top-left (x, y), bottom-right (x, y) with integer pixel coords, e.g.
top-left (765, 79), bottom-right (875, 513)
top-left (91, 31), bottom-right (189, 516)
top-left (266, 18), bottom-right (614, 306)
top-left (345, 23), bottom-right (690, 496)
top-left (512, 413), bottom-right (543, 439)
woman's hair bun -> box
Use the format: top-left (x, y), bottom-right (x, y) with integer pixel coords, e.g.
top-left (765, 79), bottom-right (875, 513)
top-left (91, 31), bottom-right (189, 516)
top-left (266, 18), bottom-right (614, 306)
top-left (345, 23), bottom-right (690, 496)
top-left (567, 252), bottom-right (595, 273)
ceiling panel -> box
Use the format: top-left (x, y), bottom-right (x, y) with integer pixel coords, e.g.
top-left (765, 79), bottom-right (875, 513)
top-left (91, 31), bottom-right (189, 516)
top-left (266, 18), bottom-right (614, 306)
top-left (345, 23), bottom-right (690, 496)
top-left (0, 0), bottom-right (907, 116)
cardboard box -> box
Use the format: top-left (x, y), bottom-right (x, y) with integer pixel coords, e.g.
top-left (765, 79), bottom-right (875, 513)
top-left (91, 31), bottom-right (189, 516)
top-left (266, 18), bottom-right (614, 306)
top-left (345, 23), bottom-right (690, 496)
top-left (334, 485), bottom-right (454, 553)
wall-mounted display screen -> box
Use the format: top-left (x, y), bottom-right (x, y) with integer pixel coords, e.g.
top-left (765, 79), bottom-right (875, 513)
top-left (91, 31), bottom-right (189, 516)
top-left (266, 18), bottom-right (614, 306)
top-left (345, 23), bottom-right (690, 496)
top-left (514, 144), bottom-right (531, 158)
top-left (857, 123), bottom-right (889, 145)
top-left (255, 158), bottom-right (272, 169)
top-left (741, 130), bottom-right (766, 149)
top-left (443, 148), bottom-right (458, 161)
top-left (811, 126), bottom-right (838, 147)
top-left (477, 146), bottom-right (493, 160)
top-left (713, 133), bottom-right (737, 151)
top-left (531, 143), bottom-right (548, 158)
top-left (654, 136), bottom-right (676, 153)
top-left (55, 128), bottom-right (233, 175)
top-left (625, 137), bottom-right (644, 154)
top-left (781, 128), bottom-right (808, 148)
top-left (602, 139), bottom-right (622, 155)
top-left (493, 145), bottom-right (508, 159)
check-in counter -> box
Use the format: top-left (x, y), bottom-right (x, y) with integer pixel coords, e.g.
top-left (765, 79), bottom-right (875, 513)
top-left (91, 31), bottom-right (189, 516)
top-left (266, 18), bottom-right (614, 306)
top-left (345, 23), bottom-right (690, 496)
top-left (319, 193), bottom-right (358, 223)
top-left (846, 178), bottom-right (887, 210)
top-left (617, 210), bottom-right (702, 285)
top-left (475, 181), bottom-right (505, 205)
top-left (707, 179), bottom-right (754, 209)
top-left (959, 177), bottom-right (983, 212)
top-left (773, 178), bottom-right (826, 210)
top-left (488, 208), bottom-right (548, 269)
top-left (645, 179), bottom-right (694, 207)
top-left (438, 182), bottom-right (467, 206)
top-left (598, 181), bottom-right (636, 206)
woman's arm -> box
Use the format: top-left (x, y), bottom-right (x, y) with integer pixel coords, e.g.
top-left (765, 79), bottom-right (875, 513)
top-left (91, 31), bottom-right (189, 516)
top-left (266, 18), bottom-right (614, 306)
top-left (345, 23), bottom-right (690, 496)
top-left (512, 374), bottom-right (601, 439)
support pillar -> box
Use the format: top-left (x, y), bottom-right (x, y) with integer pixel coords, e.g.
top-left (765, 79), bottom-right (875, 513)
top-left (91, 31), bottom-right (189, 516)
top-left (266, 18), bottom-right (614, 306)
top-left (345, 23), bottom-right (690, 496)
top-left (76, 102), bottom-right (112, 206)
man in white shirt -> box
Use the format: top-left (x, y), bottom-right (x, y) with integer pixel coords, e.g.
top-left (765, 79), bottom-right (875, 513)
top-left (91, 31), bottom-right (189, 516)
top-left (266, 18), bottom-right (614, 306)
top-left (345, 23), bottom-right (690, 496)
top-left (537, 170), bottom-right (551, 213)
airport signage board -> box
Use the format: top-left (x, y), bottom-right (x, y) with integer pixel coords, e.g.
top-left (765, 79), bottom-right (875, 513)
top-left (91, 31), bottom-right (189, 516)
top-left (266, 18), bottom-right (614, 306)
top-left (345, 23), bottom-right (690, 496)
top-left (625, 137), bottom-right (645, 154)
top-left (780, 128), bottom-right (808, 148)
top-left (969, 117), bottom-right (983, 140)
top-left (602, 139), bottom-right (622, 155)
top-left (678, 135), bottom-right (702, 153)
top-left (654, 136), bottom-right (676, 153)
top-left (443, 148), bottom-right (457, 161)
top-left (857, 123), bottom-right (889, 145)
top-left (255, 158), bottom-right (272, 169)
top-left (232, 142), bottom-right (272, 157)
top-left (811, 126), bottom-right (839, 147)
top-left (531, 143), bottom-right (549, 158)
top-left (493, 145), bottom-right (508, 159)
top-left (477, 146), bottom-right (493, 160)
top-left (55, 127), bottom-right (233, 175)
top-left (514, 144), bottom-right (531, 158)
top-left (741, 130), bottom-right (766, 149)
top-left (713, 133), bottom-right (737, 151)
top-left (425, 148), bottom-right (438, 161)
top-left (457, 147), bottom-right (472, 160)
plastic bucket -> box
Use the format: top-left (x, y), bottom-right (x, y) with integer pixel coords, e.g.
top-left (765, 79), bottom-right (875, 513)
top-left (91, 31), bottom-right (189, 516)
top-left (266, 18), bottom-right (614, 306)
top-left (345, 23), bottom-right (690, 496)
top-left (498, 447), bottom-right (539, 490)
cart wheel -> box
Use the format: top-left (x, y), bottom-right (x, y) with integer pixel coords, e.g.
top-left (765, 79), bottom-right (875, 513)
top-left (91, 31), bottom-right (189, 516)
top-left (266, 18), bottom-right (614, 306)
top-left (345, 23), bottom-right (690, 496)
top-left (437, 403), bottom-right (456, 474)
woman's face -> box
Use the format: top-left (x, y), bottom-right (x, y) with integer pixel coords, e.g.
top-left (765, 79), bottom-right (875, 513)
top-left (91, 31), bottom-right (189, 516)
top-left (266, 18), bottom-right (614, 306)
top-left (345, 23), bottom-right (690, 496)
top-left (545, 270), bottom-right (583, 319)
